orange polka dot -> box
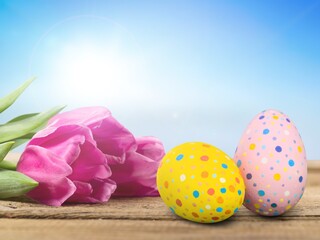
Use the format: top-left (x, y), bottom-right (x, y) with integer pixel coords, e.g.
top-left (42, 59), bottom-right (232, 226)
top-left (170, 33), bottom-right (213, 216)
top-left (200, 155), bottom-right (209, 161)
top-left (164, 181), bottom-right (169, 188)
top-left (225, 210), bottom-right (231, 215)
top-left (201, 171), bottom-right (209, 178)
top-left (207, 188), bottom-right (215, 195)
top-left (212, 217), bottom-right (219, 221)
top-left (176, 199), bottom-right (182, 207)
top-left (202, 144), bottom-right (210, 148)
top-left (229, 185), bottom-right (235, 192)
top-left (235, 177), bottom-right (240, 184)
top-left (217, 196), bottom-right (224, 204)
top-left (192, 212), bottom-right (199, 218)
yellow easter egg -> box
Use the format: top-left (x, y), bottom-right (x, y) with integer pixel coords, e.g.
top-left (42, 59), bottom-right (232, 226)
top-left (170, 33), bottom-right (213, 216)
top-left (157, 142), bottom-right (245, 223)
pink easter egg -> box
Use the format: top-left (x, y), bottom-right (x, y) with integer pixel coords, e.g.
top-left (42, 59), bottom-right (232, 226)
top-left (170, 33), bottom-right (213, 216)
top-left (234, 109), bottom-right (307, 216)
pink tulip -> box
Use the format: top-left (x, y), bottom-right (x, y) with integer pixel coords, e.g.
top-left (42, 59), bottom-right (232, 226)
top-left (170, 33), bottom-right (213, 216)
top-left (110, 136), bottom-right (165, 197)
top-left (48, 106), bottom-right (136, 164)
top-left (17, 124), bottom-right (116, 206)
top-left (49, 106), bottom-right (165, 197)
top-left (18, 106), bottom-right (165, 205)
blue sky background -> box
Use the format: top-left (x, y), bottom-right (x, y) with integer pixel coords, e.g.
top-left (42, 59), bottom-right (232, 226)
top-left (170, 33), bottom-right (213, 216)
top-left (0, 0), bottom-right (319, 159)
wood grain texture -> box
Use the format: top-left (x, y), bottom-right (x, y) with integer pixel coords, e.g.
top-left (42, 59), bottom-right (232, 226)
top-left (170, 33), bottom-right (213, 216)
top-left (1, 219), bottom-right (320, 240)
top-left (0, 160), bottom-right (319, 240)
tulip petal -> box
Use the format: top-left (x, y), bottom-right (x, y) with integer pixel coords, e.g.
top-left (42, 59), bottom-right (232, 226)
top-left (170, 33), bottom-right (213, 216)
top-left (68, 179), bottom-right (116, 203)
top-left (48, 106), bottom-right (136, 164)
top-left (29, 125), bottom-right (95, 165)
top-left (136, 136), bottom-right (165, 161)
top-left (110, 136), bottom-right (165, 197)
top-left (90, 178), bottom-right (117, 202)
top-left (17, 145), bottom-right (72, 182)
top-left (93, 116), bottom-right (136, 164)
top-left (68, 141), bottom-right (112, 181)
top-left (48, 106), bottom-right (111, 129)
top-left (27, 178), bottom-right (76, 206)
top-left (110, 152), bottom-right (159, 197)
top-left (67, 181), bottom-right (92, 201)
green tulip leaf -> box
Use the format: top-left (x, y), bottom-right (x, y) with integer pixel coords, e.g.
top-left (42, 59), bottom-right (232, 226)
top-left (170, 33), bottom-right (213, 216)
top-left (4, 113), bottom-right (50, 149)
top-left (0, 77), bottom-right (35, 113)
top-left (0, 141), bottom-right (15, 162)
top-left (10, 133), bottom-right (36, 149)
top-left (0, 169), bottom-right (38, 199)
top-left (0, 105), bottom-right (65, 143)
top-left (0, 160), bottom-right (17, 170)
top-left (6, 113), bottom-right (39, 124)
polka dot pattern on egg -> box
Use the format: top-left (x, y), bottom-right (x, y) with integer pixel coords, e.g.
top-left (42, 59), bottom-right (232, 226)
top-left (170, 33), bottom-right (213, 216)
top-left (234, 109), bottom-right (307, 216)
top-left (157, 142), bottom-right (245, 223)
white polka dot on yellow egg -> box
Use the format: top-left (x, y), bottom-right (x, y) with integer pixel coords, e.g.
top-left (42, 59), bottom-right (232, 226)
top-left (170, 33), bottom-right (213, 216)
top-left (157, 142), bottom-right (245, 223)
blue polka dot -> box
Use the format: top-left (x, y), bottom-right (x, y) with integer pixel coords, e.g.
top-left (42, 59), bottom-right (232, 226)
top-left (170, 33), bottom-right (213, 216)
top-left (271, 203), bottom-right (277, 208)
top-left (286, 118), bottom-right (291, 123)
top-left (238, 190), bottom-right (242, 196)
top-left (263, 129), bottom-right (270, 135)
top-left (216, 207), bottom-right (223, 212)
top-left (262, 145), bottom-right (266, 150)
top-left (259, 115), bottom-right (265, 120)
top-left (237, 160), bottom-right (242, 167)
top-left (193, 190), bottom-right (200, 198)
top-left (246, 173), bottom-right (252, 180)
top-left (176, 154), bottom-right (184, 161)
top-left (220, 188), bottom-right (227, 194)
top-left (234, 208), bottom-right (239, 213)
top-left (258, 190), bottom-right (265, 196)
top-left (222, 163), bottom-right (228, 169)
top-left (288, 159), bottom-right (295, 167)
top-left (245, 199), bottom-right (251, 203)
top-left (275, 146), bottom-right (282, 152)
top-left (169, 207), bottom-right (175, 213)
top-left (199, 208), bottom-right (204, 213)
top-left (299, 176), bottom-right (303, 183)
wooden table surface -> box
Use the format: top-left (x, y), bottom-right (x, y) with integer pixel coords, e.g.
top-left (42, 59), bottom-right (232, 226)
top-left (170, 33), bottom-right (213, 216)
top-left (1, 158), bottom-right (319, 240)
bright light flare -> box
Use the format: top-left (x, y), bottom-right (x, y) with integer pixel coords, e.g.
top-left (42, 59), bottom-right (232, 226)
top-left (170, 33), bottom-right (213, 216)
top-left (56, 43), bottom-right (137, 104)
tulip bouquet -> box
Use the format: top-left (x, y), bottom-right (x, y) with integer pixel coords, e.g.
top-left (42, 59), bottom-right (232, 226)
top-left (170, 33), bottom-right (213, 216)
top-left (1, 79), bottom-right (165, 206)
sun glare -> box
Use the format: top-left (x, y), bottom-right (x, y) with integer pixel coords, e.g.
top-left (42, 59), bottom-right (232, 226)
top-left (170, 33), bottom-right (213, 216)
top-left (56, 43), bottom-right (133, 103)
top-left (28, 15), bottom-right (145, 106)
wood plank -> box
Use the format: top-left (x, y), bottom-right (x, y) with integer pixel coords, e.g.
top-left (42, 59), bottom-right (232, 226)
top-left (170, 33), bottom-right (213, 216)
top-left (0, 219), bottom-right (320, 240)
top-left (0, 160), bottom-right (318, 220)
top-left (0, 158), bottom-right (319, 239)
top-left (0, 184), bottom-right (319, 220)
